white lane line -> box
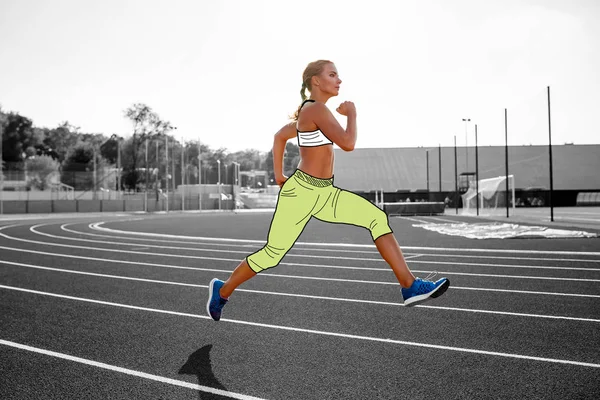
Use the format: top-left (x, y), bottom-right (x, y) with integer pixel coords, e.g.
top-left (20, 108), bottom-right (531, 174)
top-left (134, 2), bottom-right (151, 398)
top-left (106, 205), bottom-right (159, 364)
top-left (1, 284), bottom-right (599, 369)
top-left (552, 211), bottom-right (600, 216)
top-left (408, 260), bottom-right (600, 272)
top-left (0, 339), bottom-right (266, 400)
top-left (54, 226), bottom-right (598, 269)
top-left (60, 224), bottom-right (268, 248)
top-left (26, 225), bottom-right (600, 275)
top-left (293, 261), bottom-right (600, 281)
top-left (0, 223), bottom-right (21, 230)
top-left (29, 224), bottom-right (389, 264)
top-left (2, 260), bottom-right (599, 323)
top-left (418, 216), bottom-right (462, 224)
top-left (452, 286), bottom-right (600, 298)
top-left (552, 217), bottom-right (600, 223)
top-left (62, 223), bottom-right (600, 263)
top-left (396, 216), bottom-right (430, 223)
top-left (1, 253), bottom-right (598, 299)
top-left (4, 229), bottom-right (600, 283)
top-left (2, 243), bottom-right (600, 297)
top-left (89, 222), bottom-right (600, 256)
top-left (7, 220), bottom-right (600, 270)
top-left (409, 252), bottom-right (600, 264)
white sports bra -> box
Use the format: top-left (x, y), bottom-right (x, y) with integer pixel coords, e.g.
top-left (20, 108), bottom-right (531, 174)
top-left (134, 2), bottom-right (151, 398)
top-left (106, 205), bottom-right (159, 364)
top-left (296, 100), bottom-right (333, 147)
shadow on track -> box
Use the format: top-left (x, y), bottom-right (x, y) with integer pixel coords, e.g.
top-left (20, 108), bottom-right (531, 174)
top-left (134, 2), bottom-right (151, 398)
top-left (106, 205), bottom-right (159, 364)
top-left (179, 344), bottom-right (230, 400)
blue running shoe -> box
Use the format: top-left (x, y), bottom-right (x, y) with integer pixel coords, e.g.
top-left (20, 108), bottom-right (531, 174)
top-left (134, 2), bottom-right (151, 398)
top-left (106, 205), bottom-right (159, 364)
top-left (206, 278), bottom-right (228, 321)
top-left (401, 274), bottom-right (450, 307)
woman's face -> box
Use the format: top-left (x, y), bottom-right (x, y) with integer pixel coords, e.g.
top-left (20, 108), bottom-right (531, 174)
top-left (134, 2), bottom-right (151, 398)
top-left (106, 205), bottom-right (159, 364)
top-left (314, 63), bottom-right (342, 97)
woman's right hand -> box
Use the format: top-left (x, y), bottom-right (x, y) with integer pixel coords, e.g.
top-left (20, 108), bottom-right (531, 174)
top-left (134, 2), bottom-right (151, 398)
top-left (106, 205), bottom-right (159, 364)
top-left (336, 101), bottom-right (356, 117)
top-left (275, 175), bottom-right (288, 188)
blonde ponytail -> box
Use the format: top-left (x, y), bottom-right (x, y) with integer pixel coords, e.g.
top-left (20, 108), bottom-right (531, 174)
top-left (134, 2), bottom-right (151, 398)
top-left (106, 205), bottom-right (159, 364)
top-left (292, 83), bottom-right (309, 120)
top-left (300, 82), bottom-right (307, 101)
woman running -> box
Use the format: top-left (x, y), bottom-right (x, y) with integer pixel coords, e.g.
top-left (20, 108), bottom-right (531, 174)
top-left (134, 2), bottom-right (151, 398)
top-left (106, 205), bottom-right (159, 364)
top-left (207, 60), bottom-right (449, 321)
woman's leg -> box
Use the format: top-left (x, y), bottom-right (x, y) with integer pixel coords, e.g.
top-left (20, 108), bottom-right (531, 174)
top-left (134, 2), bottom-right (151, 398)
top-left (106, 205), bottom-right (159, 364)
top-left (314, 186), bottom-right (449, 306)
top-left (374, 233), bottom-right (415, 288)
top-left (315, 188), bottom-right (415, 287)
top-left (217, 174), bottom-right (320, 298)
top-left (220, 259), bottom-right (255, 298)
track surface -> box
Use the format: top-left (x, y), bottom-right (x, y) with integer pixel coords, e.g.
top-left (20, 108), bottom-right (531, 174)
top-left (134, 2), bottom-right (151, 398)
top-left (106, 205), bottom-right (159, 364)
top-left (1, 209), bottom-right (599, 399)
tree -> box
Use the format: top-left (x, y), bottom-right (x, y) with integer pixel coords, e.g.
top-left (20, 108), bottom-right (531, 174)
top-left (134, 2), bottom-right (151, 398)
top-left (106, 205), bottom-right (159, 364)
top-left (42, 121), bottom-right (81, 163)
top-left (80, 132), bottom-right (109, 149)
top-left (120, 139), bottom-right (138, 190)
top-left (263, 142), bottom-right (299, 183)
top-left (201, 147), bottom-right (229, 184)
top-left (33, 128), bottom-right (59, 160)
top-left (283, 142), bottom-right (300, 177)
top-left (99, 134), bottom-right (123, 165)
top-left (61, 142), bottom-right (108, 190)
top-left (1, 111), bottom-right (41, 168)
top-left (231, 149), bottom-right (263, 172)
top-left (264, 149), bottom-right (274, 183)
top-left (25, 155), bottom-right (60, 190)
top-left (123, 103), bottom-right (174, 190)
top-left (184, 141), bottom-right (210, 184)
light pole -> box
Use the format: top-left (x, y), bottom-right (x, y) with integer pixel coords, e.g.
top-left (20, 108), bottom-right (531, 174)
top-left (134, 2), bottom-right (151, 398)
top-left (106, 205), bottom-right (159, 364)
top-left (462, 118), bottom-right (471, 172)
top-left (0, 120), bottom-right (3, 215)
top-left (475, 124), bottom-right (479, 216)
top-left (197, 139), bottom-right (202, 211)
top-left (165, 135), bottom-right (169, 212)
top-left (547, 86), bottom-right (554, 222)
top-left (217, 159), bottom-right (221, 210)
top-left (164, 126), bottom-right (177, 212)
top-left (181, 137), bottom-right (185, 211)
top-left (426, 150), bottom-right (430, 200)
top-left (231, 161), bottom-right (240, 210)
top-left (504, 109), bottom-right (509, 218)
top-left (454, 135), bottom-right (458, 215)
top-left (145, 131), bottom-right (163, 210)
top-left (145, 135), bottom-right (149, 211)
top-left (155, 139), bottom-right (160, 202)
top-left (117, 137), bottom-right (122, 198)
top-left (231, 161), bottom-right (240, 186)
top-left (92, 147), bottom-right (97, 200)
top-left (171, 140), bottom-right (175, 201)
top-left (438, 144), bottom-right (442, 193)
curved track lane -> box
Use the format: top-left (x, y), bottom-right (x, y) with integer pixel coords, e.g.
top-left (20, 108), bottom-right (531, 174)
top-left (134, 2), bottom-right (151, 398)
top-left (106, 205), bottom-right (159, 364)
top-left (1, 213), bottom-right (599, 399)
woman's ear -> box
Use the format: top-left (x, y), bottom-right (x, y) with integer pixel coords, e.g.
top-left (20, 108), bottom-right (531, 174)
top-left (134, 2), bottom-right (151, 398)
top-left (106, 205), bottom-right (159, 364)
top-left (311, 75), bottom-right (320, 87)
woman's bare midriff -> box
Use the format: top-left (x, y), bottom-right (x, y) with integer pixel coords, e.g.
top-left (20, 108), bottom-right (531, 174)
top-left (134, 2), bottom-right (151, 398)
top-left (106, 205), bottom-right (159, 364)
top-left (297, 145), bottom-right (335, 179)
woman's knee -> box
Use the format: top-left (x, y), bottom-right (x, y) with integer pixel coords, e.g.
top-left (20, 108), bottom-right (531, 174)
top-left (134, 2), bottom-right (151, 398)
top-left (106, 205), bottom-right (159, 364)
top-left (246, 243), bottom-right (289, 273)
top-left (368, 207), bottom-right (393, 241)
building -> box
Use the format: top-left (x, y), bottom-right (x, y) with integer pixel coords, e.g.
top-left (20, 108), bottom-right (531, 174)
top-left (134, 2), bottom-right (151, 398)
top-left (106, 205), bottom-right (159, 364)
top-left (332, 144), bottom-right (600, 206)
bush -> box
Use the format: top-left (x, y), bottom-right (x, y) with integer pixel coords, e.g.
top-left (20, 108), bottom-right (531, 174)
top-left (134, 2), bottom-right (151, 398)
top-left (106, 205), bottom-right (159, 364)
top-left (25, 155), bottom-right (60, 190)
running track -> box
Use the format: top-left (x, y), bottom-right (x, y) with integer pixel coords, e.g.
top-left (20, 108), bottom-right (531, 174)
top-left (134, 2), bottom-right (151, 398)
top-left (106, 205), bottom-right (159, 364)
top-left (1, 210), bottom-right (599, 399)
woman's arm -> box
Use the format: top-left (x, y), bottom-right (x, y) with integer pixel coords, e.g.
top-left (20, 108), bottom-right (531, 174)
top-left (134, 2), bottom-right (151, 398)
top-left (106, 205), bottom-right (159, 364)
top-left (272, 122), bottom-right (297, 186)
top-left (309, 101), bottom-right (357, 151)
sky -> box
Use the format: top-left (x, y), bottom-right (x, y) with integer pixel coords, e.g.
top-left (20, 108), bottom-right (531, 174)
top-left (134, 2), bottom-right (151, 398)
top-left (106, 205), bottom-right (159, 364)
top-left (1, 0), bottom-right (599, 153)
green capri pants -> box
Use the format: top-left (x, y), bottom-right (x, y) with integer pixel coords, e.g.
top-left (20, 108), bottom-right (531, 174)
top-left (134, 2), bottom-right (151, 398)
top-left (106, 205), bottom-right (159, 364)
top-left (246, 169), bottom-right (393, 273)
